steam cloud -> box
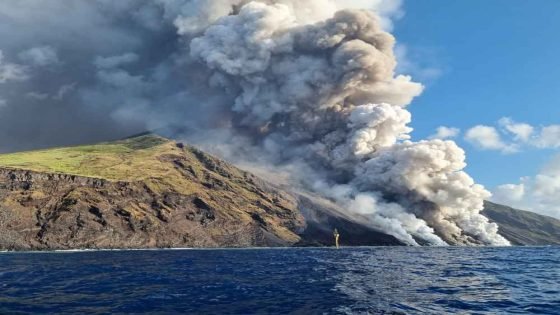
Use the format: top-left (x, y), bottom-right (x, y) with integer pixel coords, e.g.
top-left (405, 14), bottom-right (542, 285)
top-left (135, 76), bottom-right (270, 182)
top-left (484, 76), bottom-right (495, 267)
top-left (0, 0), bottom-right (509, 245)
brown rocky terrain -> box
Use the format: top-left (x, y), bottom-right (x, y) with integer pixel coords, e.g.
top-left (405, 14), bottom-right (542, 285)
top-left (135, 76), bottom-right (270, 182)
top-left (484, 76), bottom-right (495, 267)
top-left (483, 201), bottom-right (560, 245)
top-left (0, 134), bottom-right (556, 250)
top-left (0, 135), bottom-right (309, 250)
top-left (0, 134), bottom-right (403, 250)
top-left (0, 169), bottom-right (308, 250)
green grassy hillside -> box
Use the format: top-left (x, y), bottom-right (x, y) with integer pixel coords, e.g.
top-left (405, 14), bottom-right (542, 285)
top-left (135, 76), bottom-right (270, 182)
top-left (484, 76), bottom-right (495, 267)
top-left (0, 134), bottom-right (172, 181)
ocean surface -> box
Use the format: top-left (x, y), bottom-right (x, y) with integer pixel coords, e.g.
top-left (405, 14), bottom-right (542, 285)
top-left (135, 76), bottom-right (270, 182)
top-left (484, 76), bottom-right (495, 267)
top-left (0, 247), bottom-right (558, 314)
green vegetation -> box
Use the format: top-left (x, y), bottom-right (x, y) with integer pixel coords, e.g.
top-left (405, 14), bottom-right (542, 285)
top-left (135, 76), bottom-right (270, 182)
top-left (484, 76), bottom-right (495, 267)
top-left (0, 134), bottom-right (174, 181)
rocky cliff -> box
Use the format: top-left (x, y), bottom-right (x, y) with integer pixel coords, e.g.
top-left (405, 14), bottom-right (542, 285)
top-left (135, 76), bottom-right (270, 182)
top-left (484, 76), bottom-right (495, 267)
top-left (483, 201), bottom-right (560, 245)
top-left (0, 134), bottom-right (404, 250)
top-left (0, 135), bottom-right (310, 250)
top-left (0, 134), bottom-right (556, 250)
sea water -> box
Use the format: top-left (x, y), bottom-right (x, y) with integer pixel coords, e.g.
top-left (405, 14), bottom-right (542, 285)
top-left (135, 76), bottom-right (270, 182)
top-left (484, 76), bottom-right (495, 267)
top-left (0, 247), bottom-right (558, 314)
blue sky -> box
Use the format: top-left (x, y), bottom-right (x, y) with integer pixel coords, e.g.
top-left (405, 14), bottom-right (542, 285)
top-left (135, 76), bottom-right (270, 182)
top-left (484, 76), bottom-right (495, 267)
top-left (393, 0), bottom-right (560, 190)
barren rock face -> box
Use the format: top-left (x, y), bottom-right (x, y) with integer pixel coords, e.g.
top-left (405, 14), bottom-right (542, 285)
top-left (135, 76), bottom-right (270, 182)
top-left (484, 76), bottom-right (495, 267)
top-left (1, 135), bottom-right (548, 249)
top-left (0, 134), bottom-right (415, 250)
top-left (0, 135), bottom-right (306, 250)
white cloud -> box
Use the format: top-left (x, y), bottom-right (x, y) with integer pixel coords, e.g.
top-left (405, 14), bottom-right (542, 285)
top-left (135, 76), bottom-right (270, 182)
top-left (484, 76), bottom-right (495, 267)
top-left (534, 125), bottom-right (560, 149)
top-left (22, 83), bottom-right (76, 102)
top-left (395, 44), bottom-right (444, 82)
top-left (96, 69), bottom-right (145, 90)
top-left (335, 0), bottom-right (403, 30)
top-left (0, 50), bottom-right (28, 83)
top-left (492, 154), bottom-right (560, 219)
top-left (429, 126), bottom-right (460, 140)
top-left (26, 91), bottom-right (49, 100)
top-left (464, 125), bottom-right (517, 153)
top-left (541, 154), bottom-right (560, 174)
top-left (54, 83), bottom-right (76, 100)
top-left (94, 53), bottom-right (139, 69)
top-left (498, 117), bottom-right (534, 142)
top-left (18, 46), bottom-right (60, 67)
top-left (466, 117), bottom-right (560, 152)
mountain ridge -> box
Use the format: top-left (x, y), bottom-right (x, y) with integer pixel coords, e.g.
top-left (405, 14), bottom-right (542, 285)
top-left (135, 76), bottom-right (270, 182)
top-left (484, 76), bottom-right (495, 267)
top-left (0, 135), bottom-right (307, 249)
top-left (483, 201), bottom-right (560, 245)
top-left (0, 134), bottom-right (406, 250)
top-left (0, 134), bottom-right (558, 249)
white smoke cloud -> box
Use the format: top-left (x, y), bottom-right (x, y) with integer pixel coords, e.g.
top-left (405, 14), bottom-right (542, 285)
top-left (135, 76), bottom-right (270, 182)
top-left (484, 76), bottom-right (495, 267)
top-left (333, 0), bottom-right (403, 30)
top-left (171, 0), bottom-right (402, 36)
top-left (346, 192), bottom-right (447, 246)
top-left (0, 0), bottom-right (510, 246)
top-left (429, 126), bottom-right (460, 140)
top-left (172, 0), bottom-right (243, 35)
top-left (352, 140), bottom-right (507, 245)
top-left (186, 0), bottom-right (508, 246)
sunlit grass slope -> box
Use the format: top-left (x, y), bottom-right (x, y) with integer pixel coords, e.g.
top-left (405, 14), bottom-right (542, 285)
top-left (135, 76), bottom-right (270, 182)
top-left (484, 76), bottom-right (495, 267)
top-left (0, 133), bottom-right (268, 207)
top-left (0, 134), bottom-right (179, 181)
top-left (0, 133), bottom-right (283, 206)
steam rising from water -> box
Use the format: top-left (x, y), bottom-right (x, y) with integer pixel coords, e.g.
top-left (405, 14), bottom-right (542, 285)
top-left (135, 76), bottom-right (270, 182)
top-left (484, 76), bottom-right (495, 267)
top-left (0, 0), bottom-right (509, 245)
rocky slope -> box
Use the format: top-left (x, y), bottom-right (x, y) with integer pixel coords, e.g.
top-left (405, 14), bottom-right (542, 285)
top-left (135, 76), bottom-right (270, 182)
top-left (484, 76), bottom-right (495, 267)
top-left (0, 135), bottom-right (309, 250)
top-left (0, 134), bottom-right (403, 250)
top-left (483, 201), bottom-right (560, 245)
top-left (0, 134), bottom-right (557, 249)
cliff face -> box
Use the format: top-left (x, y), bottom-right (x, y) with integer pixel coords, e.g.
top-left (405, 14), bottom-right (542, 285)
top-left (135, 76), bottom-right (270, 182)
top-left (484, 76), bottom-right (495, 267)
top-left (0, 134), bottom-right (405, 250)
top-left (0, 171), bottom-right (304, 250)
top-left (482, 201), bottom-right (560, 245)
top-left (0, 136), bottom-right (306, 250)
top-left (5, 134), bottom-right (555, 249)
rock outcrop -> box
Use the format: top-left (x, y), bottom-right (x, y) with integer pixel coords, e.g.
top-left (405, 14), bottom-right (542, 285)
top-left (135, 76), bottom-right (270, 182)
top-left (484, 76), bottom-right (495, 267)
top-left (0, 135), bottom-right (306, 250)
top-left (482, 201), bottom-right (560, 245)
top-left (1, 134), bottom-right (555, 250)
top-left (0, 134), bottom-right (405, 250)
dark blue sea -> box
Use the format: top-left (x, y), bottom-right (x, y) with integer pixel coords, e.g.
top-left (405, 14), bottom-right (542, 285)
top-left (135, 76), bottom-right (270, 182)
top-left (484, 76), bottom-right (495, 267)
top-left (0, 247), bottom-right (558, 314)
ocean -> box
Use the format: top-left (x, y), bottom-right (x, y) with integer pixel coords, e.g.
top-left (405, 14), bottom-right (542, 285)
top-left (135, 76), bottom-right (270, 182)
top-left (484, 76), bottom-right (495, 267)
top-left (0, 247), bottom-right (558, 314)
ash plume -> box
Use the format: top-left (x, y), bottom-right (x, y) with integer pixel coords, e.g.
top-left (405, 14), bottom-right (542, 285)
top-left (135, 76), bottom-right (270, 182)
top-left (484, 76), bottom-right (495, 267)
top-left (0, 0), bottom-right (509, 245)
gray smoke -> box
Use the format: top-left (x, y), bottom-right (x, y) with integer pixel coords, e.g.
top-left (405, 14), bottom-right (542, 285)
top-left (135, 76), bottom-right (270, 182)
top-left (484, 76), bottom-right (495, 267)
top-left (0, 0), bottom-right (509, 245)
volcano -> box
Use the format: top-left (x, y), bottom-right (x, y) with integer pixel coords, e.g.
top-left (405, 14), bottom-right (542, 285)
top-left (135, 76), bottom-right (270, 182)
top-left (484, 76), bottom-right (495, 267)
top-left (0, 134), bottom-right (403, 250)
top-left (0, 134), bottom-right (557, 250)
